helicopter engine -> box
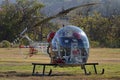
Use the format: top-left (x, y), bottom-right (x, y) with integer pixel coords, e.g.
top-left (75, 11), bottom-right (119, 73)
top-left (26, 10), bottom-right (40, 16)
top-left (48, 25), bottom-right (89, 64)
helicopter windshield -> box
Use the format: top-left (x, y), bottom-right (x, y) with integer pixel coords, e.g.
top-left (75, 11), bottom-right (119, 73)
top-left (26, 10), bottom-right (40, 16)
top-left (52, 25), bottom-right (89, 48)
top-left (51, 25), bottom-right (89, 64)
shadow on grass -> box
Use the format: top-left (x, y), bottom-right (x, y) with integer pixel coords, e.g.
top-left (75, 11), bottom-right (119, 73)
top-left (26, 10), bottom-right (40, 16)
top-left (0, 71), bottom-right (31, 77)
top-left (0, 71), bottom-right (75, 77)
top-left (1, 71), bottom-right (120, 80)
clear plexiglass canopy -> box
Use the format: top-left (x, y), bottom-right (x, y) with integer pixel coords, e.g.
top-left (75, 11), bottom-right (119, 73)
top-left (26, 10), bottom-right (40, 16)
top-left (51, 25), bottom-right (90, 64)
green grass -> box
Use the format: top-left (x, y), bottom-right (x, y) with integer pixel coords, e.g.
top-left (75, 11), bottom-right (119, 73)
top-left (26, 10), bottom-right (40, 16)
top-left (0, 48), bottom-right (120, 80)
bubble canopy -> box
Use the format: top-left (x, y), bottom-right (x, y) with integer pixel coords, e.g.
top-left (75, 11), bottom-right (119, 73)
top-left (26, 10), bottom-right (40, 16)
top-left (52, 25), bottom-right (89, 49)
top-left (51, 25), bottom-right (90, 64)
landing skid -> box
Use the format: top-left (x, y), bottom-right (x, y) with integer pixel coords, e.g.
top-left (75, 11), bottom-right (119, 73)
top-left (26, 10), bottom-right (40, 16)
top-left (32, 63), bottom-right (104, 76)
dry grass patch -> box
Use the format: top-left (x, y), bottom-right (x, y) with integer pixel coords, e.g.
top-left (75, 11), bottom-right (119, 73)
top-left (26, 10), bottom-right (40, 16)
top-left (0, 48), bottom-right (120, 80)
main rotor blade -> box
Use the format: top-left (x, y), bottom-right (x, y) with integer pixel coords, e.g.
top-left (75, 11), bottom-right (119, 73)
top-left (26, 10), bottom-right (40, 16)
top-left (33, 3), bottom-right (100, 28)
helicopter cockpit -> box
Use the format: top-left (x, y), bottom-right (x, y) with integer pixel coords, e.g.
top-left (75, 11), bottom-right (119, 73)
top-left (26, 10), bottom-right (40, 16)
top-left (51, 25), bottom-right (89, 64)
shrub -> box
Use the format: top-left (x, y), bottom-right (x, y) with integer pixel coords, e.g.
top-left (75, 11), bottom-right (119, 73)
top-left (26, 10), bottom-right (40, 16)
top-left (90, 41), bottom-right (100, 48)
top-left (1, 40), bottom-right (11, 48)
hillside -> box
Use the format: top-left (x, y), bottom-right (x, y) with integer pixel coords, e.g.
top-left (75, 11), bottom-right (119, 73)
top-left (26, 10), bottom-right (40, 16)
top-left (1, 0), bottom-right (120, 17)
top-left (40, 0), bottom-right (120, 17)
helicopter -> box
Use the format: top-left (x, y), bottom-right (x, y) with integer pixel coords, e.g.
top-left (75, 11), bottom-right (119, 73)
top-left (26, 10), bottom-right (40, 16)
top-left (35, 3), bottom-right (98, 64)
top-left (13, 2), bottom-right (104, 75)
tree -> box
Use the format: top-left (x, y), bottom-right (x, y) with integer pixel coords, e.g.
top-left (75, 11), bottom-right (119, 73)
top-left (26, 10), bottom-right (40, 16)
top-left (70, 12), bottom-right (120, 48)
top-left (0, 0), bottom-right (44, 42)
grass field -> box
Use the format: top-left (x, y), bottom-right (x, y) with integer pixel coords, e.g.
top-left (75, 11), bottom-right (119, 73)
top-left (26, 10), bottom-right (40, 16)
top-left (0, 48), bottom-right (120, 80)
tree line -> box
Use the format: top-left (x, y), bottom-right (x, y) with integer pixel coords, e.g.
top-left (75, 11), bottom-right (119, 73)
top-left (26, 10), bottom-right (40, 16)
top-left (0, 0), bottom-right (44, 42)
top-left (70, 12), bottom-right (120, 48)
top-left (0, 0), bottom-right (120, 48)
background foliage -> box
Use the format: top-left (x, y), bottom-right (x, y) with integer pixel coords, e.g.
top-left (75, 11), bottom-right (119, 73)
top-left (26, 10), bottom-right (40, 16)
top-left (70, 12), bottom-right (120, 48)
top-left (0, 0), bottom-right (44, 42)
top-left (0, 0), bottom-right (120, 48)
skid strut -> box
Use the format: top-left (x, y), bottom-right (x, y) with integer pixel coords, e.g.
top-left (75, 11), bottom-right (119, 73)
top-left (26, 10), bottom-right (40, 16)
top-left (32, 63), bottom-right (57, 76)
top-left (32, 63), bottom-right (104, 76)
top-left (81, 63), bottom-right (104, 75)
